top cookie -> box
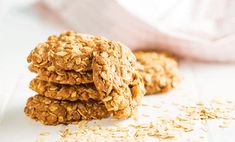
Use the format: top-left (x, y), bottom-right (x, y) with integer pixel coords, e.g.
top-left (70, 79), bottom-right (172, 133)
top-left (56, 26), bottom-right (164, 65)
top-left (92, 39), bottom-right (145, 118)
top-left (27, 31), bottom-right (102, 72)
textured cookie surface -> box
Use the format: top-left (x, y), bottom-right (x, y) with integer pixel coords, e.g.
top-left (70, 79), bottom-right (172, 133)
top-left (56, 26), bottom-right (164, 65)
top-left (29, 64), bottom-right (93, 85)
top-left (30, 79), bottom-right (100, 101)
top-left (24, 95), bottom-right (110, 125)
top-left (92, 40), bottom-right (145, 118)
top-left (135, 51), bottom-right (180, 95)
top-left (27, 31), bottom-right (101, 72)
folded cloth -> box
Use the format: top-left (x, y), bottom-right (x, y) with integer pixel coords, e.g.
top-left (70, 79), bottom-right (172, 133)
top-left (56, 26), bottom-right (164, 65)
top-left (37, 0), bottom-right (235, 62)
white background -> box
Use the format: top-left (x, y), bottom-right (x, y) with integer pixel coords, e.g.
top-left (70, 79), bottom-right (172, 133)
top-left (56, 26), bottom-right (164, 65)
top-left (0, 0), bottom-right (235, 141)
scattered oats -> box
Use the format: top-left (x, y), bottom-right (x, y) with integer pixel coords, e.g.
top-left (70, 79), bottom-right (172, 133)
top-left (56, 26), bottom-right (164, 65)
top-left (200, 136), bottom-right (205, 139)
top-left (56, 116), bottom-right (193, 142)
top-left (179, 99), bottom-right (235, 121)
top-left (39, 132), bottom-right (50, 136)
top-left (219, 121), bottom-right (231, 128)
top-left (201, 125), bottom-right (208, 132)
top-left (133, 115), bottom-right (138, 122)
top-left (152, 104), bottom-right (162, 108)
top-left (141, 104), bottom-right (149, 107)
top-left (77, 120), bottom-right (88, 128)
top-left (142, 114), bottom-right (150, 117)
top-left (113, 122), bottom-right (121, 127)
top-left (227, 100), bottom-right (233, 104)
top-left (51, 98), bottom-right (235, 141)
top-left (172, 102), bottom-right (180, 106)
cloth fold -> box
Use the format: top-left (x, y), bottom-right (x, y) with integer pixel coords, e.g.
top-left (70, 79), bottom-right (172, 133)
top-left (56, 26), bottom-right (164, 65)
top-left (37, 0), bottom-right (235, 62)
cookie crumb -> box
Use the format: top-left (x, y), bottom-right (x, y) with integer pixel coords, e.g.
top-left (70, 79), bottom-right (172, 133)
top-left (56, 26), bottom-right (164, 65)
top-left (39, 132), bottom-right (50, 136)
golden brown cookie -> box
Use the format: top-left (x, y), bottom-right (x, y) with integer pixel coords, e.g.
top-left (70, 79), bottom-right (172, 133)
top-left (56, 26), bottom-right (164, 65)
top-left (28, 64), bottom-right (93, 85)
top-left (92, 40), bottom-right (145, 118)
top-left (30, 79), bottom-right (100, 101)
top-left (47, 32), bottom-right (96, 72)
top-left (24, 95), bottom-right (110, 125)
top-left (134, 51), bottom-right (180, 95)
top-left (27, 42), bottom-right (51, 71)
top-left (27, 31), bottom-right (108, 72)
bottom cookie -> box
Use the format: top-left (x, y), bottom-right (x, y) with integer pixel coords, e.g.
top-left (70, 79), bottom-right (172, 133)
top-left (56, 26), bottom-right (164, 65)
top-left (24, 95), bottom-right (110, 125)
top-left (135, 51), bottom-right (180, 95)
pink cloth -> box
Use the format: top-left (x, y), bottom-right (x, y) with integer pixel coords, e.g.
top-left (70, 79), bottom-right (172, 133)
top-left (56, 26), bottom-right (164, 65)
top-left (37, 0), bottom-right (235, 62)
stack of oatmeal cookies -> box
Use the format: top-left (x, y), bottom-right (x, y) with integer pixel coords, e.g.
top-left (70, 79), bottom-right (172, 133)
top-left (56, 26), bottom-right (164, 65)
top-left (24, 31), bottom-right (180, 125)
top-left (24, 31), bottom-right (146, 125)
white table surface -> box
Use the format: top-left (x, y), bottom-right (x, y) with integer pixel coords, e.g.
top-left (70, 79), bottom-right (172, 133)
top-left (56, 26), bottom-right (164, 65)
top-left (0, 0), bottom-right (235, 142)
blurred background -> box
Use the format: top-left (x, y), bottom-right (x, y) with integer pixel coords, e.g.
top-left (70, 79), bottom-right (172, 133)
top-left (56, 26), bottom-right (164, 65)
top-left (0, 0), bottom-right (235, 105)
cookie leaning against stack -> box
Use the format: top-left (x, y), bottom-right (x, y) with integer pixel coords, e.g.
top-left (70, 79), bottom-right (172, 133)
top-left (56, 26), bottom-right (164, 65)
top-left (24, 31), bottom-right (146, 125)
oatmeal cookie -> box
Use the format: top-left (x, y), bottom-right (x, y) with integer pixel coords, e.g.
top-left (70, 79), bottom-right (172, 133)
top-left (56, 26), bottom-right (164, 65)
top-left (30, 79), bottom-right (100, 101)
top-left (29, 64), bottom-right (93, 85)
top-left (92, 40), bottom-right (145, 118)
top-left (24, 95), bottom-right (110, 125)
top-left (134, 51), bottom-right (180, 95)
top-left (27, 31), bottom-right (109, 72)
top-left (27, 42), bottom-right (51, 71)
